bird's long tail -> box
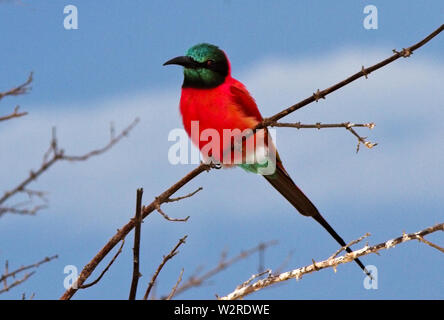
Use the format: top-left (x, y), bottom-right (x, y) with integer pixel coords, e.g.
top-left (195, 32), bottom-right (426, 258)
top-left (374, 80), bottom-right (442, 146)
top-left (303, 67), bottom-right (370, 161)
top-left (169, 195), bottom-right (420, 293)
top-left (264, 164), bottom-right (370, 276)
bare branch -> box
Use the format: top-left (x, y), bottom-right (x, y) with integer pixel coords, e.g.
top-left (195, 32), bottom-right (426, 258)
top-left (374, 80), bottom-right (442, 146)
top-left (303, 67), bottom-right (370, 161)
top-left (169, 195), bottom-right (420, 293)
top-left (0, 105), bottom-right (28, 122)
top-left (143, 235), bottom-right (187, 300)
top-left (414, 235), bottom-right (444, 253)
top-left (61, 118), bottom-right (139, 162)
top-left (0, 118), bottom-right (139, 216)
top-left (328, 232), bottom-right (371, 260)
top-left (220, 223), bottom-right (444, 300)
top-left (271, 121), bottom-right (377, 152)
top-left (165, 187), bottom-right (203, 203)
top-left (258, 24), bottom-right (444, 127)
top-left (60, 164), bottom-right (209, 300)
top-left (168, 240), bottom-right (278, 298)
top-left (0, 204), bottom-right (47, 216)
top-left (0, 272), bottom-right (35, 295)
top-left (0, 255), bottom-right (58, 295)
top-left (166, 268), bottom-right (184, 300)
top-left (154, 187), bottom-right (203, 222)
top-left (0, 72), bottom-right (33, 101)
top-left (79, 239), bottom-right (125, 289)
top-left (129, 188), bottom-right (143, 300)
top-left (155, 205), bottom-right (190, 222)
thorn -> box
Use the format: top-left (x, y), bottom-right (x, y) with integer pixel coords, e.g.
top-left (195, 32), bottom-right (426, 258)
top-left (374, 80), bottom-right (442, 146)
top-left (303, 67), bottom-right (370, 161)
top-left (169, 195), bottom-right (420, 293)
top-left (311, 258), bottom-right (319, 271)
top-left (361, 66), bottom-right (369, 79)
top-left (393, 48), bottom-right (412, 58)
top-left (313, 89), bottom-right (325, 102)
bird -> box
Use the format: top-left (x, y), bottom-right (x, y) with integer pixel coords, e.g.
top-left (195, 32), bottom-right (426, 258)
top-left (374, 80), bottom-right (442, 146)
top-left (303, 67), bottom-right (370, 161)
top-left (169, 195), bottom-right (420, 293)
top-left (164, 43), bottom-right (369, 276)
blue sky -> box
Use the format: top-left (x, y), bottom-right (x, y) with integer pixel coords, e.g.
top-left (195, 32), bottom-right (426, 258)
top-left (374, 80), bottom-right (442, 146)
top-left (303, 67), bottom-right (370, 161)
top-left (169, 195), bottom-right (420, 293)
top-left (0, 1), bottom-right (443, 300)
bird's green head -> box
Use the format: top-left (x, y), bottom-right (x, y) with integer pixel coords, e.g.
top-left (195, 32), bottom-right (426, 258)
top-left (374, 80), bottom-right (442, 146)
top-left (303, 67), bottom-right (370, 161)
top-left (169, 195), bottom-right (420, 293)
top-left (163, 43), bottom-right (230, 89)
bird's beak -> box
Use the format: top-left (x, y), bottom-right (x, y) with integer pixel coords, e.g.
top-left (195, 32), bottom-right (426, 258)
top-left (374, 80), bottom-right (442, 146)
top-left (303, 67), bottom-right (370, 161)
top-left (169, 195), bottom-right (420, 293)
top-left (163, 56), bottom-right (196, 68)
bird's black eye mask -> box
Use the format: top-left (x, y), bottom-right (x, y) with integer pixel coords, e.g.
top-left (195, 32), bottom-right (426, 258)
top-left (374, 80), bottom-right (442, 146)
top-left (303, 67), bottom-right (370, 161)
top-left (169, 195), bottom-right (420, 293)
top-left (190, 57), bottom-right (229, 77)
top-left (163, 56), bottom-right (228, 77)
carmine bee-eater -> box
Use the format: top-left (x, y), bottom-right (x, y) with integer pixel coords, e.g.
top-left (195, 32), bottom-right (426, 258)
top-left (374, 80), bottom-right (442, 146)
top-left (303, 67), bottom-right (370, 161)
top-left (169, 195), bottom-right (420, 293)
top-left (164, 43), bottom-right (369, 275)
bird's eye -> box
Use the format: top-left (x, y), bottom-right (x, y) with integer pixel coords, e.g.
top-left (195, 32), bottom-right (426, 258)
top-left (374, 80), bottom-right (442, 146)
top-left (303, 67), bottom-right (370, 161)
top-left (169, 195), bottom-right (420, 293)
top-left (206, 59), bottom-right (215, 66)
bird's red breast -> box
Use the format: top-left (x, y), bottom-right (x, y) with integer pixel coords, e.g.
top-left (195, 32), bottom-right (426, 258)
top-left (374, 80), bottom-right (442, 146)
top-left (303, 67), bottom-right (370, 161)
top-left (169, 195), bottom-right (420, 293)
top-left (180, 76), bottom-right (264, 164)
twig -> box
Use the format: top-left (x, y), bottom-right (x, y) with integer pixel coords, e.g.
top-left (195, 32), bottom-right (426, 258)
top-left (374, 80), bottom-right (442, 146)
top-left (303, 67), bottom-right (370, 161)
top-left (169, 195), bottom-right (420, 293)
top-left (220, 223), bottom-right (444, 300)
top-left (60, 24), bottom-right (443, 300)
top-left (0, 72), bottom-right (33, 101)
top-left (168, 240), bottom-right (277, 298)
top-left (237, 269), bottom-right (272, 290)
top-left (60, 118), bottom-right (140, 162)
top-left (129, 188), bottom-right (143, 300)
top-left (258, 24), bottom-right (444, 128)
top-left (0, 205), bottom-right (47, 216)
top-left (166, 268), bottom-right (184, 300)
top-left (0, 118), bottom-right (139, 216)
top-left (0, 272), bottom-right (35, 295)
top-left (0, 255), bottom-right (58, 283)
top-left (143, 235), bottom-right (187, 300)
top-left (0, 255), bottom-right (58, 295)
top-left (80, 239), bottom-right (125, 289)
top-left (414, 235), bottom-right (444, 253)
top-left (155, 205), bottom-right (189, 222)
top-left (60, 164), bottom-right (209, 300)
top-left (329, 233), bottom-right (371, 260)
top-left (165, 187), bottom-right (203, 203)
top-left (271, 122), bottom-right (375, 130)
top-left (271, 121), bottom-right (377, 152)
top-left (0, 105), bottom-right (28, 122)
top-left (154, 187), bottom-right (202, 222)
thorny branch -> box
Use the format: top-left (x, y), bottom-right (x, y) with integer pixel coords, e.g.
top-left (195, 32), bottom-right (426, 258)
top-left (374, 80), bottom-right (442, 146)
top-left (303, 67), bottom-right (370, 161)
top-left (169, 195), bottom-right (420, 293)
top-left (0, 255), bottom-right (58, 295)
top-left (220, 223), bottom-right (444, 300)
top-left (60, 24), bottom-right (444, 300)
top-left (271, 121), bottom-right (377, 153)
top-left (143, 235), bottom-right (188, 300)
top-left (154, 186), bottom-right (203, 222)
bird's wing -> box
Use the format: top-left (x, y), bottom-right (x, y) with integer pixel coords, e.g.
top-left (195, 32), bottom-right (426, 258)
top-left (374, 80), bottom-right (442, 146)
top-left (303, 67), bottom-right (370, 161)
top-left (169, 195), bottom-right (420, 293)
top-left (229, 81), bottom-right (263, 122)
top-left (229, 79), bottom-right (286, 167)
